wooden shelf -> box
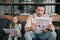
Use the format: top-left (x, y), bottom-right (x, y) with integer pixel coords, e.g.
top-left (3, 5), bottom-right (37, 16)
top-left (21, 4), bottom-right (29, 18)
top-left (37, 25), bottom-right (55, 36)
top-left (0, 3), bottom-right (60, 5)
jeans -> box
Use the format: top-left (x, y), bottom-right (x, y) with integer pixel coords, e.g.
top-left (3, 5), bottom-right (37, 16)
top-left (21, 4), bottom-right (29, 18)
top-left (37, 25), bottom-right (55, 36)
top-left (8, 36), bottom-right (18, 40)
top-left (24, 31), bottom-right (57, 40)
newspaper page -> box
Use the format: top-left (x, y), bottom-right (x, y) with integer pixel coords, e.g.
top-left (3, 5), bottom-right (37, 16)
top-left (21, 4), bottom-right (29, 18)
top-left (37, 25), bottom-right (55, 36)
top-left (3, 28), bottom-right (17, 34)
top-left (35, 17), bottom-right (52, 28)
top-left (34, 17), bottom-right (52, 34)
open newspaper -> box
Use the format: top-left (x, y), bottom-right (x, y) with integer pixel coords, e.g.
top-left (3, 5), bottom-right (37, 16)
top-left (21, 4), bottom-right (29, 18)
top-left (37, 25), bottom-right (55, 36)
top-left (34, 17), bottom-right (52, 34)
top-left (3, 28), bottom-right (17, 34)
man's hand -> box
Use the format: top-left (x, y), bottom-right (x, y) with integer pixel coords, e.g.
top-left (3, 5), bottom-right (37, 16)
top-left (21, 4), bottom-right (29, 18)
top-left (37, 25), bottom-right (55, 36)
top-left (31, 23), bottom-right (37, 30)
top-left (25, 27), bottom-right (33, 31)
top-left (25, 23), bottom-right (37, 31)
top-left (47, 24), bottom-right (55, 31)
top-left (42, 29), bottom-right (48, 32)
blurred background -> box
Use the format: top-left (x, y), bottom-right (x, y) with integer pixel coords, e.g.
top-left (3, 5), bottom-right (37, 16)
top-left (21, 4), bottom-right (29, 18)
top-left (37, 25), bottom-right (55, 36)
top-left (0, 0), bottom-right (60, 40)
top-left (0, 0), bottom-right (60, 27)
top-left (0, 0), bottom-right (59, 15)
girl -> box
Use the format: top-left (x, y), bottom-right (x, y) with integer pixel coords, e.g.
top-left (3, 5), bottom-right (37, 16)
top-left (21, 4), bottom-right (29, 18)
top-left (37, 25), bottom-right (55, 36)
top-left (8, 15), bottom-right (22, 40)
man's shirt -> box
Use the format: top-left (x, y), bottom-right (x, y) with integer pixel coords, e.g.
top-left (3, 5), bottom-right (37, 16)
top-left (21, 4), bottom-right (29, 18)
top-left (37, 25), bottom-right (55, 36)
top-left (25, 13), bottom-right (52, 34)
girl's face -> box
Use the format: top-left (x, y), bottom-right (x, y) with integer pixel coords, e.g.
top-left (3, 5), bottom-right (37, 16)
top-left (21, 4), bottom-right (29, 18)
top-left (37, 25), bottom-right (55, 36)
top-left (13, 16), bottom-right (19, 24)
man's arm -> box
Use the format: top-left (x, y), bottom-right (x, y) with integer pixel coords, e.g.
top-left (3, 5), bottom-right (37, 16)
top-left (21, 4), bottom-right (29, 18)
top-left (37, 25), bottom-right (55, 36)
top-left (25, 15), bottom-right (33, 31)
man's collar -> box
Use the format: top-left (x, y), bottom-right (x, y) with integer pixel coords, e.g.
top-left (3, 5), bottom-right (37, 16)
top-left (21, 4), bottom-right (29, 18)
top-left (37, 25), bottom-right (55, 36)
top-left (33, 13), bottom-right (43, 17)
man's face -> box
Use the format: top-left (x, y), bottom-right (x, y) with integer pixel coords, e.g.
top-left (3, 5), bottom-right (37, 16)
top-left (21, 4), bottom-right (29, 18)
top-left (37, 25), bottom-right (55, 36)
top-left (36, 6), bottom-right (44, 17)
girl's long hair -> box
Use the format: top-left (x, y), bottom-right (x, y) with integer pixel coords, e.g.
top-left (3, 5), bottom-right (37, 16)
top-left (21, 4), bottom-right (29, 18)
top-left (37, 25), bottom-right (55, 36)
top-left (10, 15), bottom-right (20, 29)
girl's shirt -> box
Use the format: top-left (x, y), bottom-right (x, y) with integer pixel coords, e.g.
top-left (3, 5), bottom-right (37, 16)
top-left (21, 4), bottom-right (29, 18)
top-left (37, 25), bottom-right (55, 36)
top-left (14, 24), bottom-right (19, 30)
top-left (10, 24), bottom-right (22, 37)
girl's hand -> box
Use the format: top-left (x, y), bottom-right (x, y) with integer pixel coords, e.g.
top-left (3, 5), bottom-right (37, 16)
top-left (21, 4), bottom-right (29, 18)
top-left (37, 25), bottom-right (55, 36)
top-left (9, 33), bottom-right (17, 37)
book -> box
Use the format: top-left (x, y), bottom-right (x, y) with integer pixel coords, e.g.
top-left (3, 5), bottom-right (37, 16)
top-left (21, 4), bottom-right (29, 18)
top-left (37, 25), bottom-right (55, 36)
top-left (3, 28), bottom-right (17, 34)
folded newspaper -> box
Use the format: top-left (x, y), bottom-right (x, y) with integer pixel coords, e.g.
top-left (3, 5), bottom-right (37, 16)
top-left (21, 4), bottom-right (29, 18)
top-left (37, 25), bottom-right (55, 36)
top-left (3, 28), bottom-right (17, 34)
top-left (34, 17), bottom-right (52, 34)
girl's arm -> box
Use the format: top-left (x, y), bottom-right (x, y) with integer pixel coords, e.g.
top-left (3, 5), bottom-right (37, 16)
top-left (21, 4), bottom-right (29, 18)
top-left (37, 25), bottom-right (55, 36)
top-left (17, 24), bottom-right (22, 36)
top-left (9, 24), bottom-right (17, 37)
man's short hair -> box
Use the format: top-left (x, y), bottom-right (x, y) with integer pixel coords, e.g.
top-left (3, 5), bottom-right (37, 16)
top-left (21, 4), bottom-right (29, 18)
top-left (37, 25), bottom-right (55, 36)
top-left (35, 5), bottom-right (45, 9)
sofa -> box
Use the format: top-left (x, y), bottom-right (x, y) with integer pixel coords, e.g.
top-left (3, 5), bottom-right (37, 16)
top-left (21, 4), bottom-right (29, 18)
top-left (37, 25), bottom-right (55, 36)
top-left (0, 18), bottom-right (11, 40)
top-left (0, 18), bottom-right (60, 40)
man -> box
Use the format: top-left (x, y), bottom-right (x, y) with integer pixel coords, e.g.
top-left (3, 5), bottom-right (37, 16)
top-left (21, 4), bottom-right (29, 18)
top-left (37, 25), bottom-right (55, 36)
top-left (24, 5), bottom-right (57, 40)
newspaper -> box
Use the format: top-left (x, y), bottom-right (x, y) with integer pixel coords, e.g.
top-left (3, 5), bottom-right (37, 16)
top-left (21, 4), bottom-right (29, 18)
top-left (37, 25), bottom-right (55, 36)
top-left (34, 17), bottom-right (52, 34)
top-left (3, 28), bottom-right (17, 34)
top-left (35, 17), bottom-right (52, 28)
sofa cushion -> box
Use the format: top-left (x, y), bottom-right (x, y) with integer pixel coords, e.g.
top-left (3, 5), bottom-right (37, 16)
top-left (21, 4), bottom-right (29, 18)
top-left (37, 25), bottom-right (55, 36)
top-left (0, 18), bottom-right (11, 39)
top-left (55, 27), bottom-right (60, 40)
top-left (20, 21), bottom-right (26, 35)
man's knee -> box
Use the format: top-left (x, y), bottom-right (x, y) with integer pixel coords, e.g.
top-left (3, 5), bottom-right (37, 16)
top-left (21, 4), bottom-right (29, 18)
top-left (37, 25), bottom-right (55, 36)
top-left (24, 31), bottom-right (34, 38)
top-left (24, 31), bottom-right (33, 40)
top-left (24, 32), bottom-right (31, 37)
top-left (50, 31), bottom-right (57, 38)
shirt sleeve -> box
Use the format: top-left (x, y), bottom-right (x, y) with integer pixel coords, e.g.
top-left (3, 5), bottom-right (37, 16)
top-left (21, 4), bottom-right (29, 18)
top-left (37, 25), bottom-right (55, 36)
top-left (25, 15), bottom-right (36, 28)
top-left (25, 15), bottom-right (32, 27)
